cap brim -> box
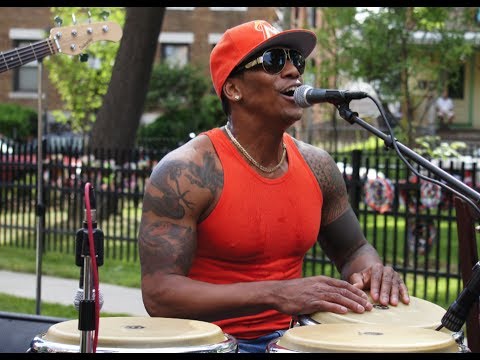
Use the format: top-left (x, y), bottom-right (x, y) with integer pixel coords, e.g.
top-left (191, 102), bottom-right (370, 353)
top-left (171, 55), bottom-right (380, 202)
top-left (238, 29), bottom-right (317, 66)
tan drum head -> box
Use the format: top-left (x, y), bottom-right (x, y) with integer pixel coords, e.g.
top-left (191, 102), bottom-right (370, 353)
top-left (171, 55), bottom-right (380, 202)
top-left (277, 324), bottom-right (458, 353)
top-left (308, 295), bottom-right (446, 330)
top-left (43, 317), bottom-right (226, 348)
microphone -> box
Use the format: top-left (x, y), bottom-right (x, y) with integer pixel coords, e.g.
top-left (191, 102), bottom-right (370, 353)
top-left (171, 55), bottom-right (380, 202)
top-left (73, 289), bottom-right (104, 311)
top-left (440, 261), bottom-right (480, 332)
top-left (73, 266), bottom-right (104, 311)
top-left (294, 85), bottom-right (369, 108)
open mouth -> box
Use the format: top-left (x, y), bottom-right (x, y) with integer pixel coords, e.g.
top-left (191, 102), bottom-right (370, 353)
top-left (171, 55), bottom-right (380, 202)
top-left (281, 86), bottom-right (297, 97)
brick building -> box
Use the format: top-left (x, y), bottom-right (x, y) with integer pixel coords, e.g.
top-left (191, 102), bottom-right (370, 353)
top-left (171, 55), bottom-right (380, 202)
top-left (0, 7), bottom-right (278, 130)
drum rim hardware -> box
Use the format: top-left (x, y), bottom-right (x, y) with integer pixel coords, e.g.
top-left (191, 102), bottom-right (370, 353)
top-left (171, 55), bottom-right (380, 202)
top-left (28, 332), bottom-right (238, 353)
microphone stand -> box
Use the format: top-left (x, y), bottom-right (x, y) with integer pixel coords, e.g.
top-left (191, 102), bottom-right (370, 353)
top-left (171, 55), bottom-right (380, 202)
top-left (335, 101), bottom-right (480, 348)
top-left (336, 102), bottom-right (480, 204)
top-left (75, 188), bottom-right (104, 353)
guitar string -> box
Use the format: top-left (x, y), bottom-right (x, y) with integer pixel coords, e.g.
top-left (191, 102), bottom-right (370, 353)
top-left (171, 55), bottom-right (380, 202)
top-left (2, 41), bottom-right (52, 58)
top-left (0, 41), bottom-right (53, 71)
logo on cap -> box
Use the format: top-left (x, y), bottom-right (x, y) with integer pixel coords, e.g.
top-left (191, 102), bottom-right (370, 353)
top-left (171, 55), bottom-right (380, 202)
top-left (253, 20), bottom-right (279, 40)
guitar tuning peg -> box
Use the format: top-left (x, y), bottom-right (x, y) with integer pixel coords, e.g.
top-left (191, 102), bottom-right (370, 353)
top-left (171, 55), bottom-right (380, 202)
top-left (79, 53), bottom-right (89, 62)
top-left (100, 10), bottom-right (110, 21)
top-left (87, 9), bottom-right (92, 23)
top-left (54, 16), bottom-right (63, 27)
top-left (71, 13), bottom-right (77, 25)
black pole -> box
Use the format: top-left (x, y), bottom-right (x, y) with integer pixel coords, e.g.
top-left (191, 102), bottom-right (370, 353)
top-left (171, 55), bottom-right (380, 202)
top-left (350, 149), bottom-right (362, 217)
top-left (35, 59), bottom-right (45, 315)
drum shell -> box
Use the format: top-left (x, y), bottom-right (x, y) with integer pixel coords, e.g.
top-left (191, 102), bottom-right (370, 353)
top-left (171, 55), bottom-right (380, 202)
top-left (267, 323), bottom-right (462, 353)
top-left (28, 317), bottom-right (238, 353)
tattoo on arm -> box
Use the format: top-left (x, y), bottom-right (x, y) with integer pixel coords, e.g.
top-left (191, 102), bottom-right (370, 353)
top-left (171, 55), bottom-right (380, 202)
top-left (146, 152), bottom-right (223, 220)
top-left (139, 220), bottom-right (195, 276)
top-left (138, 151), bottom-right (223, 277)
top-left (297, 141), bottom-right (349, 224)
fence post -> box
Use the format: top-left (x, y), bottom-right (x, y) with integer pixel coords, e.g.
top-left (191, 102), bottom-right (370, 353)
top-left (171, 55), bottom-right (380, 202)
top-left (350, 149), bottom-right (362, 217)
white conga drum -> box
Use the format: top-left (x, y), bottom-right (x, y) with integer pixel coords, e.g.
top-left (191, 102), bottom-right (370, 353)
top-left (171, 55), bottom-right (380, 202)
top-left (28, 317), bottom-right (238, 353)
top-left (298, 295), bottom-right (448, 331)
top-left (267, 323), bottom-right (461, 353)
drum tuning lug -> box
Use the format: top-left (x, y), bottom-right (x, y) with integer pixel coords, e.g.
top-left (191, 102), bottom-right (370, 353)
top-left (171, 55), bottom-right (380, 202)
top-left (452, 330), bottom-right (468, 351)
top-left (452, 330), bottom-right (463, 341)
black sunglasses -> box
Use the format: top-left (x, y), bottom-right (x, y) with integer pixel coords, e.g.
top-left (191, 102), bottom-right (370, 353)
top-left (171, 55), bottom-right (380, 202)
top-left (239, 48), bottom-right (306, 75)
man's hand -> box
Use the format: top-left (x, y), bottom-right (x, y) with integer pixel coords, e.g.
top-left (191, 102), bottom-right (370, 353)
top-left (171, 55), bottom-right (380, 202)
top-left (272, 275), bottom-right (374, 316)
top-left (349, 263), bottom-right (410, 306)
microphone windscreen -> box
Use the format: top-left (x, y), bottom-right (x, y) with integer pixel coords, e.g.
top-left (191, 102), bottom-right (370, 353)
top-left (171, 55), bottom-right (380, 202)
top-left (73, 288), bottom-right (104, 311)
top-left (294, 85), bottom-right (312, 108)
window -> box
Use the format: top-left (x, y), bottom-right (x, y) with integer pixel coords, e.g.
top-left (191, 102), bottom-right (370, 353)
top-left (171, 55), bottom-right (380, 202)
top-left (209, 33), bottom-right (222, 51)
top-left (13, 39), bottom-right (38, 92)
top-left (166, 7), bottom-right (195, 11)
top-left (209, 7), bottom-right (247, 12)
top-left (159, 32), bottom-right (194, 68)
top-left (161, 44), bottom-right (189, 67)
top-left (8, 28), bottom-right (45, 96)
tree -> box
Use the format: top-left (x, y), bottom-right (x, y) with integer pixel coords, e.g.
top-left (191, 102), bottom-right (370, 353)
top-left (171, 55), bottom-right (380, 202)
top-left (347, 7), bottom-right (476, 144)
top-left (90, 7), bottom-right (165, 160)
top-left (309, 7), bottom-right (358, 151)
top-left (137, 63), bottom-right (225, 147)
top-left (44, 7), bottom-right (125, 135)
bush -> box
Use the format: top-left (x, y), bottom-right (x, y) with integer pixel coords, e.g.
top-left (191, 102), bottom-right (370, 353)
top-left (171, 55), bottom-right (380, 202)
top-left (0, 103), bottom-right (37, 140)
top-left (139, 63), bottom-right (225, 146)
top-left (137, 110), bottom-right (193, 146)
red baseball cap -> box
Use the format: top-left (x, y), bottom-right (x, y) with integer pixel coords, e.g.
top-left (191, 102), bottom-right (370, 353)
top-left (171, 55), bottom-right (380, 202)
top-left (210, 20), bottom-right (317, 98)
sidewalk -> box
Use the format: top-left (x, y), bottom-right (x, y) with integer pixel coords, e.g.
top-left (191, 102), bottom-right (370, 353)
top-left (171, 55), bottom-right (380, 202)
top-left (0, 270), bottom-right (148, 317)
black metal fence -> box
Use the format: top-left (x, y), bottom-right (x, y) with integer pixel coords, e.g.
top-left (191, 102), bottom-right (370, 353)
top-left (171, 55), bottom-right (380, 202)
top-left (1, 137), bottom-right (480, 306)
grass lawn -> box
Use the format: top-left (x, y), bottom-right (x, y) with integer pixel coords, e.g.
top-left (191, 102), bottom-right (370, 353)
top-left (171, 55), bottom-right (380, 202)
top-left (0, 245), bottom-right (141, 288)
top-left (0, 293), bottom-right (129, 319)
top-left (0, 245), bottom-right (140, 318)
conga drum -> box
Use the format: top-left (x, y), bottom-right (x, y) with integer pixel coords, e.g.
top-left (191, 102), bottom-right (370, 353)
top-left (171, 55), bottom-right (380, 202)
top-left (28, 317), bottom-right (238, 353)
top-left (298, 295), bottom-right (448, 331)
top-left (267, 323), bottom-right (462, 353)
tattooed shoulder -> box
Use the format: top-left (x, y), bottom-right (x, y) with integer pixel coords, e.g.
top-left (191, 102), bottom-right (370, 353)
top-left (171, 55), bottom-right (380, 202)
top-left (145, 141), bottom-right (224, 220)
top-left (294, 139), bottom-right (349, 223)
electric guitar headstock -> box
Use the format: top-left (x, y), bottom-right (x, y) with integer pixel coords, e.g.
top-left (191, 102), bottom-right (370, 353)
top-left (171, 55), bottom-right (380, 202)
top-left (49, 21), bottom-right (123, 56)
top-left (0, 19), bottom-right (122, 74)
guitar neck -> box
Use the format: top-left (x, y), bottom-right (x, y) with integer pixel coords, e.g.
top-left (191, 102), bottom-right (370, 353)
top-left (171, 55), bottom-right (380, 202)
top-left (0, 38), bottom-right (57, 74)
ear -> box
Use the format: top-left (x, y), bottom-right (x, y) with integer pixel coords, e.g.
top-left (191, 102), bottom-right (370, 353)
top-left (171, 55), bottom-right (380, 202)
top-left (223, 79), bottom-right (241, 102)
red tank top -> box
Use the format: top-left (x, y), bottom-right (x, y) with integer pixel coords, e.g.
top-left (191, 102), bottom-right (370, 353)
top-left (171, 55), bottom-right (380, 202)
top-left (189, 128), bottom-right (323, 339)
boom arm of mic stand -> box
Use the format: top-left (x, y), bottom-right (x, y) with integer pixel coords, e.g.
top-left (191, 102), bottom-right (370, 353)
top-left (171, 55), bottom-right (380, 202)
top-left (336, 103), bottom-right (480, 205)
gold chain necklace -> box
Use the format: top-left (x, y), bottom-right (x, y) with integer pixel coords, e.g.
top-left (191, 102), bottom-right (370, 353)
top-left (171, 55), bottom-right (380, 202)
top-left (225, 123), bottom-right (286, 173)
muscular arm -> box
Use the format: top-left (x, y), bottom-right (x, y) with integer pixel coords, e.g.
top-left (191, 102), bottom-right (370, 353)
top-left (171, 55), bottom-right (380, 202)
top-left (297, 138), bottom-right (409, 304)
top-left (318, 209), bottom-right (381, 280)
top-left (296, 139), bottom-right (381, 278)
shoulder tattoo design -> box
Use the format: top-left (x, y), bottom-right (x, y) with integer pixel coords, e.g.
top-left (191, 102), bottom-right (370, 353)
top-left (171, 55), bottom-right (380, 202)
top-left (298, 141), bottom-right (349, 224)
top-left (139, 151), bottom-right (223, 276)
top-left (145, 151), bottom-right (223, 220)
